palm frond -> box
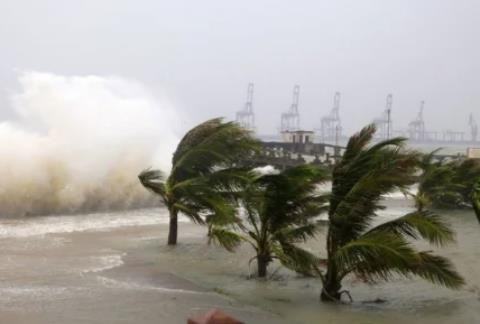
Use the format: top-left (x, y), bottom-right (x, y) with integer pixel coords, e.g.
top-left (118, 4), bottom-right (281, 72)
top-left (330, 147), bottom-right (419, 242)
top-left (259, 165), bottom-right (329, 232)
top-left (209, 227), bottom-right (243, 252)
top-left (204, 200), bottom-right (239, 227)
top-left (418, 156), bottom-right (480, 209)
top-left (172, 202), bottom-right (204, 224)
top-left (206, 168), bottom-right (256, 194)
top-left (472, 179), bottom-right (480, 223)
top-left (334, 232), bottom-right (415, 270)
top-left (170, 119), bottom-right (259, 182)
top-left (333, 229), bottom-right (464, 289)
top-left (274, 223), bottom-right (319, 243)
top-left (419, 148), bottom-right (443, 170)
top-left (410, 251), bottom-right (465, 289)
top-left (214, 164), bottom-right (328, 277)
top-left (138, 169), bottom-right (167, 199)
top-left (172, 118), bottom-right (223, 166)
top-left (365, 210), bottom-right (455, 246)
top-left (454, 159), bottom-right (480, 202)
top-left (340, 124), bottom-right (377, 165)
top-left (417, 159), bottom-right (463, 208)
top-left (274, 242), bottom-right (322, 277)
top-left (332, 128), bottom-right (413, 203)
top-left (170, 172), bottom-right (242, 224)
top-left (322, 125), bottom-right (465, 300)
top-left (328, 124), bottom-right (420, 244)
top-left (334, 231), bottom-right (417, 280)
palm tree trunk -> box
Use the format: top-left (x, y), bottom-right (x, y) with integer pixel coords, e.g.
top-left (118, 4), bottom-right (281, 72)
top-left (321, 272), bottom-right (342, 302)
top-left (167, 208), bottom-right (178, 245)
top-left (257, 255), bottom-right (269, 278)
top-left (321, 256), bottom-right (342, 301)
top-left (321, 229), bottom-right (342, 302)
top-left (472, 189), bottom-right (480, 223)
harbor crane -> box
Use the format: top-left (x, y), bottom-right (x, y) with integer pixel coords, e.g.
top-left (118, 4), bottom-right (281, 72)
top-left (469, 113), bottom-right (478, 142)
top-left (280, 85), bottom-right (301, 132)
top-left (373, 94), bottom-right (393, 139)
top-left (235, 83), bottom-right (255, 131)
top-left (320, 91), bottom-right (342, 142)
top-left (408, 100), bottom-right (426, 141)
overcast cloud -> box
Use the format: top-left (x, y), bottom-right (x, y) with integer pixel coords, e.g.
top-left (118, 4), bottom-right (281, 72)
top-left (0, 0), bottom-right (479, 135)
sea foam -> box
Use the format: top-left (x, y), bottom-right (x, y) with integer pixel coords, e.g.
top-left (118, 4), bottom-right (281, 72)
top-left (0, 72), bottom-right (179, 217)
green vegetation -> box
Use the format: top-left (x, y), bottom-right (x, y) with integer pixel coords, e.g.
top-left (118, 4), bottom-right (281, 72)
top-left (138, 118), bottom-right (259, 245)
top-left (415, 149), bottom-right (459, 211)
top-left (207, 123), bottom-right (465, 301)
top-left (210, 164), bottom-right (328, 277)
top-left (139, 118), bottom-right (468, 303)
top-left (319, 125), bottom-right (464, 301)
top-left (416, 152), bottom-right (480, 211)
top-left (472, 179), bottom-right (480, 223)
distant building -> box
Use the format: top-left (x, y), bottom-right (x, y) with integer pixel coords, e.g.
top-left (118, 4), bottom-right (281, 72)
top-left (281, 130), bottom-right (314, 144)
top-left (467, 148), bottom-right (480, 159)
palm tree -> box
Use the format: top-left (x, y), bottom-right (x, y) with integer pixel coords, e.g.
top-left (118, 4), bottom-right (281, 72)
top-left (415, 150), bottom-right (462, 211)
top-left (415, 152), bottom-right (480, 212)
top-left (210, 165), bottom-right (329, 278)
top-left (138, 118), bottom-right (259, 245)
top-left (453, 158), bottom-right (480, 205)
top-left (472, 179), bottom-right (480, 223)
top-left (320, 125), bottom-right (464, 302)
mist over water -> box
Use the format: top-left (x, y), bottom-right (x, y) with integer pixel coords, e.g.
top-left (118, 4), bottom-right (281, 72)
top-left (0, 72), bottom-right (179, 217)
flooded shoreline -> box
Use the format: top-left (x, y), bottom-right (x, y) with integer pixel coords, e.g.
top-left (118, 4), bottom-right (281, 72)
top-left (0, 209), bottom-right (281, 324)
top-left (0, 201), bottom-right (478, 323)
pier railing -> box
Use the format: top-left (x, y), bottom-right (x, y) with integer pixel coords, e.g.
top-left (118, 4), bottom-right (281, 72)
top-left (238, 141), bottom-right (467, 170)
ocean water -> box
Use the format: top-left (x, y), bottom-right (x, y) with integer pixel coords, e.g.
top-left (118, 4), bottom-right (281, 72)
top-left (0, 198), bottom-right (478, 323)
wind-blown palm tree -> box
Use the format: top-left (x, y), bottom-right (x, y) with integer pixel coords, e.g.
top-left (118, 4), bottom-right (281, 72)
top-left (415, 150), bottom-right (462, 211)
top-left (138, 118), bottom-right (259, 245)
top-left (453, 158), bottom-right (480, 205)
top-left (319, 125), bottom-right (464, 302)
top-left (211, 165), bottom-right (329, 278)
top-left (472, 179), bottom-right (480, 223)
top-left (415, 152), bottom-right (480, 210)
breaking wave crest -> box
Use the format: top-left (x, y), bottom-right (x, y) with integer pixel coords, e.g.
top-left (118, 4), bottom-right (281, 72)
top-left (0, 72), bottom-right (179, 217)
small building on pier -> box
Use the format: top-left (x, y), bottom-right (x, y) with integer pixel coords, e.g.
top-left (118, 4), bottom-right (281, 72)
top-left (281, 130), bottom-right (314, 144)
top-left (467, 148), bottom-right (480, 159)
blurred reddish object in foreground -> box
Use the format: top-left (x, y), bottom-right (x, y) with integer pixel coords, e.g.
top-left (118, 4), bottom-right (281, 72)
top-left (187, 309), bottom-right (244, 324)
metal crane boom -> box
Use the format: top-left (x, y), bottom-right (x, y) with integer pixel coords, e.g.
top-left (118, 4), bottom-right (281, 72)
top-left (469, 113), bottom-right (478, 142)
top-left (235, 82), bottom-right (255, 131)
top-left (373, 94), bottom-right (393, 139)
top-left (280, 85), bottom-right (301, 132)
top-left (320, 91), bottom-right (342, 142)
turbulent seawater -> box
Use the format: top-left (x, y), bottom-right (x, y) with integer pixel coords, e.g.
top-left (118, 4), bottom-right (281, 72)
top-left (0, 196), bottom-right (478, 323)
top-left (1, 72), bottom-right (477, 323)
top-left (0, 72), bottom-right (179, 217)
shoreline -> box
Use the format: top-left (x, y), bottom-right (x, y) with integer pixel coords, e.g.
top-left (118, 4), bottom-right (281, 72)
top-left (0, 208), bottom-right (478, 323)
top-left (0, 216), bottom-right (284, 324)
top-left (80, 223), bottom-right (286, 323)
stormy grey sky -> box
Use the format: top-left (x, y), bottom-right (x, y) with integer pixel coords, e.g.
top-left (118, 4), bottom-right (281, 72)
top-left (0, 0), bottom-right (479, 135)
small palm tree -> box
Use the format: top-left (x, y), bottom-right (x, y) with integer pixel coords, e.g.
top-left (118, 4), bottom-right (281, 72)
top-left (138, 118), bottom-right (259, 245)
top-left (211, 165), bottom-right (329, 278)
top-left (320, 125), bottom-right (464, 302)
